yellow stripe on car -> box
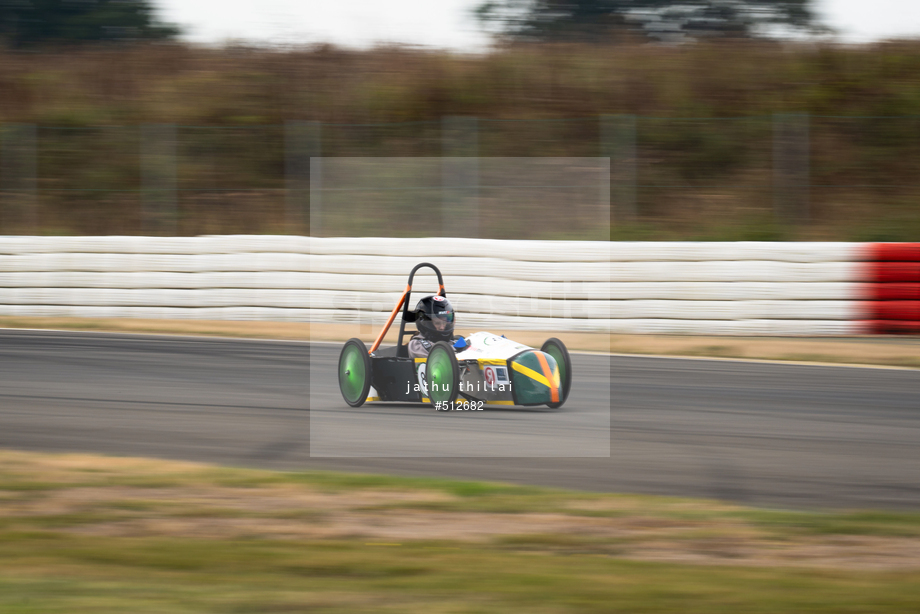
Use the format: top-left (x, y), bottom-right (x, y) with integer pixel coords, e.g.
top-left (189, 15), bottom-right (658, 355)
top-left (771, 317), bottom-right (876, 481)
top-left (511, 360), bottom-right (552, 388)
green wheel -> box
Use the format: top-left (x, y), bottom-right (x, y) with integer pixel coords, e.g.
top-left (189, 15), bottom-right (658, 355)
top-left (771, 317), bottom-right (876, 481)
top-left (426, 341), bottom-right (459, 407)
top-left (338, 338), bottom-right (371, 407)
top-left (540, 338), bottom-right (572, 409)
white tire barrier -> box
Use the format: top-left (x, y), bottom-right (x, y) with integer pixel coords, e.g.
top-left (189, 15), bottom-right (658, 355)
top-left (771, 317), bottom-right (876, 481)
top-left (0, 236), bottom-right (904, 335)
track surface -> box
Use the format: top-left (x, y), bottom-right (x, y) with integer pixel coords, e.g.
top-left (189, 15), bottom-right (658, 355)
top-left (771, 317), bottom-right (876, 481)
top-left (2, 329), bottom-right (919, 510)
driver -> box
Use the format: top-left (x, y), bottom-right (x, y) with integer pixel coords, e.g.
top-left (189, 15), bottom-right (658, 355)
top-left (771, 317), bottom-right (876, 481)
top-left (407, 295), bottom-right (465, 358)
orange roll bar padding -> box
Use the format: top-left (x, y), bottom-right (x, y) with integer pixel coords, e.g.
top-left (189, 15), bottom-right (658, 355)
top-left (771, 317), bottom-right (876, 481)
top-left (369, 284), bottom-right (411, 354)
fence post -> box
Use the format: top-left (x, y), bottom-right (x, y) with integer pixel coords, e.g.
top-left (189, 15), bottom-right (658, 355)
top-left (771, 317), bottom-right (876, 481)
top-left (140, 124), bottom-right (177, 236)
top-left (599, 154), bottom-right (611, 242)
top-left (0, 123), bottom-right (37, 234)
top-left (287, 120), bottom-right (321, 235)
top-left (601, 114), bottom-right (637, 224)
top-left (773, 113), bottom-right (810, 225)
top-left (442, 116), bottom-right (479, 238)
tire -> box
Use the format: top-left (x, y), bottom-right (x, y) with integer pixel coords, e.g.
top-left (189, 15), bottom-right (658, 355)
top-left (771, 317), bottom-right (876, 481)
top-left (425, 341), bottom-right (460, 407)
top-left (540, 337), bottom-right (572, 409)
top-left (338, 338), bottom-right (372, 407)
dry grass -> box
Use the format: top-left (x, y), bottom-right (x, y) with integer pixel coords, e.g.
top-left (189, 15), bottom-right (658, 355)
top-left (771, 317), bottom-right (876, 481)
top-left (4, 450), bottom-right (920, 612)
top-left (4, 449), bottom-right (920, 571)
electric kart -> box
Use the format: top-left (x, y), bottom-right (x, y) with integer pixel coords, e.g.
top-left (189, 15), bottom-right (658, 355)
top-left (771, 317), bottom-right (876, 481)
top-left (337, 263), bottom-right (573, 409)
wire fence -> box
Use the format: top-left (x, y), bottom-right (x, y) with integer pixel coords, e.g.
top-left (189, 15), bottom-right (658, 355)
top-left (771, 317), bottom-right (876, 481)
top-left (1, 115), bottom-right (919, 240)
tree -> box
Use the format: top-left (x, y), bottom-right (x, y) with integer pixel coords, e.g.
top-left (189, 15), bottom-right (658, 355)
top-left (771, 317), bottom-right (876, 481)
top-left (0, 0), bottom-right (180, 48)
top-left (475, 0), bottom-right (822, 43)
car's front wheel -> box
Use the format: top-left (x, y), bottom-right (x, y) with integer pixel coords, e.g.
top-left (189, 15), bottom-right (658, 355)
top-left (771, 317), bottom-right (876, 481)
top-left (426, 341), bottom-right (460, 407)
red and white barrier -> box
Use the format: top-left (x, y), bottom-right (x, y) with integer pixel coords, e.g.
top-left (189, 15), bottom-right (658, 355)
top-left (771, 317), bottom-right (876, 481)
top-left (0, 237), bottom-right (917, 335)
top-left (859, 243), bottom-right (920, 334)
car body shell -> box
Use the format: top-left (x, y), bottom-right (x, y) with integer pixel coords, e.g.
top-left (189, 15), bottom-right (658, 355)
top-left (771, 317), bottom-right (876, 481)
top-left (367, 332), bottom-right (562, 406)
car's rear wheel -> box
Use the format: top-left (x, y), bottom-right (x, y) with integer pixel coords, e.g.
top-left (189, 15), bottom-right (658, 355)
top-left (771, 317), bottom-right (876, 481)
top-left (426, 341), bottom-right (459, 407)
top-left (540, 338), bottom-right (572, 408)
top-left (338, 338), bottom-right (371, 407)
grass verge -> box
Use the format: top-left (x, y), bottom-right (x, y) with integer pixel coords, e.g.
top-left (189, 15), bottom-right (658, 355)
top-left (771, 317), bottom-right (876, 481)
top-left (2, 450), bottom-right (920, 613)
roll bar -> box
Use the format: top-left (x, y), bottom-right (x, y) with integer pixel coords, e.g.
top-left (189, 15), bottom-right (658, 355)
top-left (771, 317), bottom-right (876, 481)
top-left (368, 263), bottom-right (446, 354)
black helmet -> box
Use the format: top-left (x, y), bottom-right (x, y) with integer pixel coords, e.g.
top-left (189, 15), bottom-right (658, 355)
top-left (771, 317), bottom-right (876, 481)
top-left (412, 295), bottom-right (455, 341)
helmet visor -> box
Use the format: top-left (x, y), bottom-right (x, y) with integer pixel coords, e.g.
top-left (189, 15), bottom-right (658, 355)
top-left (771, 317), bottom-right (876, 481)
top-left (431, 309), bottom-right (454, 331)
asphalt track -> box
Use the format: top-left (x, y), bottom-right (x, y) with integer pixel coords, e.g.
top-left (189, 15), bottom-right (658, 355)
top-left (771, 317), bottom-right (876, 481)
top-left (1, 329), bottom-right (919, 510)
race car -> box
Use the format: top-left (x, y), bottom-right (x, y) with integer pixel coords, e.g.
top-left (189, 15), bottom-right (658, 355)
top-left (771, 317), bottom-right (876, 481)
top-left (337, 263), bottom-right (573, 409)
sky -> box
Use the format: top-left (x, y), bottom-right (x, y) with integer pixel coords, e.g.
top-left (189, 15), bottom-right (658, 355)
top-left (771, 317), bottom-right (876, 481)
top-left (153, 0), bottom-right (920, 49)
